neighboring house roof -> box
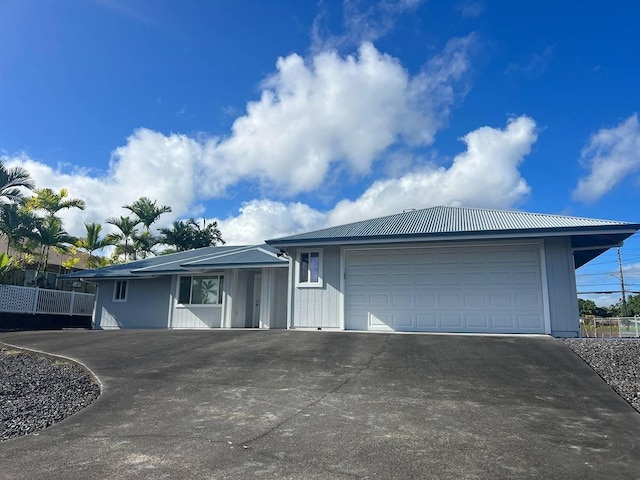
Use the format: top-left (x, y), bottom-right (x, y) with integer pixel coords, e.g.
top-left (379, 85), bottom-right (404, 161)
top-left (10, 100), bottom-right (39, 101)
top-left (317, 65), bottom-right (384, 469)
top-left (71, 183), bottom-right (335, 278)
top-left (59, 245), bottom-right (288, 280)
top-left (266, 206), bottom-right (640, 268)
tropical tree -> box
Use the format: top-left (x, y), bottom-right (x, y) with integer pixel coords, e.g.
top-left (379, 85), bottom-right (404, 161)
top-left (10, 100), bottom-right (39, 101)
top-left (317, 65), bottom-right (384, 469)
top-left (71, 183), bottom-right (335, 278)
top-left (106, 216), bottom-right (141, 262)
top-left (0, 161), bottom-right (35, 205)
top-left (158, 220), bottom-right (192, 253)
top-left (159, 218), bottom-right (224, 252)
top-left (76, 222), bottom-right (116, 268)
top-left (0, 204), bottom-right (38, 254)
top-left (188, 218), bottom-right (224, 248)
top-left (25, 187), bottom-right (86, 218)
top-left (124, 197), bottom-right (171, 232)
top-left (31, 216), bottom-right (77, 280)
top-left (132, 230), bottom-right (159, 259)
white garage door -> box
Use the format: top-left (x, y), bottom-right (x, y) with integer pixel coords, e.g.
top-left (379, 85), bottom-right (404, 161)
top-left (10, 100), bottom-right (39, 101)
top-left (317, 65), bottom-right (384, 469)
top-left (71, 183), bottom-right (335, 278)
top-left (344, 244), bottom-right (546, 333)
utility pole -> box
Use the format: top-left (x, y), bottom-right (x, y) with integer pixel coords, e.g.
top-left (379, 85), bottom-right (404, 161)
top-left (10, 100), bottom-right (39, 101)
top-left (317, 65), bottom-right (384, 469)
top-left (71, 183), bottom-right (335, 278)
top-left (618, 247), bottom-right (628, 317)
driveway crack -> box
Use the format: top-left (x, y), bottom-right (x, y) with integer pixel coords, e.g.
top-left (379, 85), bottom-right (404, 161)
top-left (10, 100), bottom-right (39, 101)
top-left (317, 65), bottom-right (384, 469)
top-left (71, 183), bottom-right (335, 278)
top-left (239, 336), bottom-right (390, 447)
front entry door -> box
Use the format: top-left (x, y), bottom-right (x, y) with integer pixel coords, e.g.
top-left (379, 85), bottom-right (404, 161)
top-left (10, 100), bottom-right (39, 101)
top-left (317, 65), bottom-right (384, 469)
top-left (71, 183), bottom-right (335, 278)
top-left (252, 273), bottom-right (262, 327)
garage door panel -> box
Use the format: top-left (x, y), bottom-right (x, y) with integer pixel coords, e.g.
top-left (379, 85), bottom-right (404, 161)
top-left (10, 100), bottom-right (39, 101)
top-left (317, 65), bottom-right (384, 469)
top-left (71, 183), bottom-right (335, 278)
top-left (516, 292), bottom-right (542, 307)
top-left (416, 295), bottom-right (437, 307)
top-left (417, 314), bottom-right (437, 327)
top-left (466, 315), bottom-right (489, 328)
top-left (392, 294), bottom-right (412, 306)
top-left (346, 294), bottom-right (367, 306)
top-left (369, 313), bottom-right (389, 327)
top-left (489, 293), bottom-right (515, 307)
top-left (491, 315), bottom-right (516, 328)
top-left (347, 313), bottom-right (368, 330)
top-left (514, 271), bottom-right (540, 284)
top-left (464, 294), bottom-right (486, 308)
top-left (345, 244), bottom-right (545, 333)
top-left (369, 294), bottom-right (389, 305)
top-left (369, 274), bottom-right (388, 285)
top-left (439, 294), bottom-right (461, 307)
top-left (518, 315), bottom-right (544, 328)
top-left (441, 314), bottom-right (462, 327)
top-left (393, 313), bottom-right (413, 327)
top-left (390, 274), bottom-right (413, 285)
top-left (347, 274), bottom-right (369, 286)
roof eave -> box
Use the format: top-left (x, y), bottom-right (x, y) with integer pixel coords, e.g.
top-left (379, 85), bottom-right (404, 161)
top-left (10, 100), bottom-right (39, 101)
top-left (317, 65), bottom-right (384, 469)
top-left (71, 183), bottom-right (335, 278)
top-left (266, 225), bottom-right (640, 247)
top-left (180, 262), bottom-right (288, 270)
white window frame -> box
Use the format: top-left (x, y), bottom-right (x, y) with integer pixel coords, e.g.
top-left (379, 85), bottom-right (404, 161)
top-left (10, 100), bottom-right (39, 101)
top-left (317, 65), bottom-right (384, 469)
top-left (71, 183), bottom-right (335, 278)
top-left (296, 249), bottom-right (323, 288)
top-left (177, 274), bottom-right (223, 306)
top-left (113, 280), bottom-right (128, 302)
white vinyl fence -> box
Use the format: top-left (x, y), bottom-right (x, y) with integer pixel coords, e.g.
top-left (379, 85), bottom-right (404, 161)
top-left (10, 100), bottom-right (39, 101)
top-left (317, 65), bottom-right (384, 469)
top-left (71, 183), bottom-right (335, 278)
top-left (0, 285), bottom-right (95, 316)
top-left (580, 316), bottom-right (640, 338)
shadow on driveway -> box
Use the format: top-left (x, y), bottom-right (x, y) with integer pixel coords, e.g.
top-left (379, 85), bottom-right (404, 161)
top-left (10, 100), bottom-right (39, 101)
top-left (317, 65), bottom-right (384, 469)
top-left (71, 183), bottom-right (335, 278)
top-left (1, 330), bottom-right (639, 479)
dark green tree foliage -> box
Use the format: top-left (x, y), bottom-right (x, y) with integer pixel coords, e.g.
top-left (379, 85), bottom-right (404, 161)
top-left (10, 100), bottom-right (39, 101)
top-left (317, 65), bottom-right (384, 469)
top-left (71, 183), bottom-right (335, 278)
top-left (76, 222), bottom-right (116, 268)
top-left (132, 230), bottom-right (159, 259)
top-left (106, 216), bottom-right (141, 262)
top-left (0, 205), bottom-right (37, 254)
top-left (0, 162), bottom-right (35, 205)
top-left (159, 218), bottom-right (225, 252)
top-left (31, 216), bottom-right (77, 277)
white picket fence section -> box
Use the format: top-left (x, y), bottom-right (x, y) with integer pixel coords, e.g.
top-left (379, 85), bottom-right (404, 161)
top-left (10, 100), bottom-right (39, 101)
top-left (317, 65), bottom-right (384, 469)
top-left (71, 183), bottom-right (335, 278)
top-left (0, 285), bottom-right (95, 316)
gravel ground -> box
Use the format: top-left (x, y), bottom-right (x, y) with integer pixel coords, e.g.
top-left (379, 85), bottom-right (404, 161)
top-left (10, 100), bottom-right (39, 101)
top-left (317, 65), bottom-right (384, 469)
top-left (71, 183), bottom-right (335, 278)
top-left (0, 347), bottom-right (100, 441)
top-left (563, 338), bottom-right (640, 413)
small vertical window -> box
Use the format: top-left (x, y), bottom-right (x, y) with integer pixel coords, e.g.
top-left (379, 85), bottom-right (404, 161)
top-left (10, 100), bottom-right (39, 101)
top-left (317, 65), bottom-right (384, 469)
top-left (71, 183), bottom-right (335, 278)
top-left (300, 252), bottom-right (309, 283)
top-left (297, 250), bottom-right (323, 287)
top-left (113, 280), bottom-right (128, 302)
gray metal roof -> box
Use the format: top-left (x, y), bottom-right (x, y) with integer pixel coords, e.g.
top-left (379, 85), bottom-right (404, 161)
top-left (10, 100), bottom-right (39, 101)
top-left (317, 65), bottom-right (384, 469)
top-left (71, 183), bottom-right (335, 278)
top-left (181, 247), bottom-right (285, 269)
top-left (266, 206), bottom-right (640, 245)
top-left (59, 245), bottom-right (288, 280)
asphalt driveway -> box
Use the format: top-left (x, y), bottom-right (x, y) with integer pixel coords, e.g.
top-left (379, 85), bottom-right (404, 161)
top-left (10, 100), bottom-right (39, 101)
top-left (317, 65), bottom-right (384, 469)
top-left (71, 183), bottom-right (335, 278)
top-left (1, 330), bottom-right (639, 479)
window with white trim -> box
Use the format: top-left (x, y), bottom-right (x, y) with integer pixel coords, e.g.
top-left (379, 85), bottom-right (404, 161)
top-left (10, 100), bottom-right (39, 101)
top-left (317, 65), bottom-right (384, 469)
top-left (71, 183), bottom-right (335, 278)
top-left (113, 280), bottom-right (128, 302)
top-left (178, 275), bottom-right (223, 305)
top-left (297, 250), bottom-right (323, 287)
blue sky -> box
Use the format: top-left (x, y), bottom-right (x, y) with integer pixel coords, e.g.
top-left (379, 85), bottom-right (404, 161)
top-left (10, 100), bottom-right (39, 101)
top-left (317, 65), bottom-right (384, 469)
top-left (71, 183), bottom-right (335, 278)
top-left (1, 0), bottom-right (639, 306)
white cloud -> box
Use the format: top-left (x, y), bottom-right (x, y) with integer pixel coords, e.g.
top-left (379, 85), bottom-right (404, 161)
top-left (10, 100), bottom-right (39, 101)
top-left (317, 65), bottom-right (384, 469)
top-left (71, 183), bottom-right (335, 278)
top-left (215, 200), bottom-right (324, 245)
top-left (327, 115), bottom-right (535, 226)
top-left (2, 39), bottom-right (474, 243)
top-left (2, 128), bottom-right (204, 236)
top-left (216, 116), bottom-right (537, 244)
top-left (573, 114), bottom-right (640, 202)
top-left (311, 0), bottom-right (424, 53)
top-left (202, 38), bottom-right (474, 197)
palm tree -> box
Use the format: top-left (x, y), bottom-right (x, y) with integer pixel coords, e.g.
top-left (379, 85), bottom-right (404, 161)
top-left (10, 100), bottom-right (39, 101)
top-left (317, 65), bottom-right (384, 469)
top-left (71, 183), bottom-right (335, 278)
top-left (76, 222), bottom-right (116, 268)
top-left (124, 197), bottom-right (172, 232)
top-left (106, 216), bottom-right (141, 262)
top-left (158, 220), bottom-right (192, 252)
top-left (188, 217), bottom-right (225, 248)
top-left (31, 216), bottom-right (77, 280)
top-left (159, 218), bottom-right (224, 252)
top-left (0, 204), bottom-right (38, 255)
top-left (0, 161), bottom-right (35, 205)
top-left (25, 187), bottom-right (86, 218)
top-left (132, 230), bottom-right (159, 259)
